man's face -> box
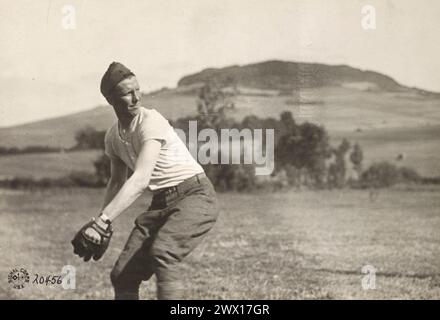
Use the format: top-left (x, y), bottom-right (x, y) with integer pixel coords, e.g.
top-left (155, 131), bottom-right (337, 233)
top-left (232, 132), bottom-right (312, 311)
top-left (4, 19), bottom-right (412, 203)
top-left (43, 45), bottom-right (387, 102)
top-left (109, 76), bottom-right (141, 116)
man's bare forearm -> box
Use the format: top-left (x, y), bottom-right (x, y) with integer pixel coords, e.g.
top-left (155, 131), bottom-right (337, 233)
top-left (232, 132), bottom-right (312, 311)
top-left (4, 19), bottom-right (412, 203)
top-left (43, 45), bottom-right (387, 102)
top-left (99, 140), bottom-right (160, 222)
top-left (101, 173), bottom-right (150, 222)
top-left (101, 179), bottom-right (125, 211)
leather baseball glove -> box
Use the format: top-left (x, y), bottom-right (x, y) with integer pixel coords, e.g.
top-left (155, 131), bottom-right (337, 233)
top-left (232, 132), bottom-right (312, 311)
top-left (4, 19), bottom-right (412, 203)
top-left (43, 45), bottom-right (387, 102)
top-left (71, 217), bottom-right (113, 262)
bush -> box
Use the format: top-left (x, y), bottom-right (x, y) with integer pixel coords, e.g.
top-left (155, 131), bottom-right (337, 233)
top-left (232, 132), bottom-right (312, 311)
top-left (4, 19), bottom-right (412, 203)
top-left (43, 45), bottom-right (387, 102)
top-left (0, 172), bottom-right (103, 190)
top-left (93, 153), bottom-right (111, 186)
top-left (0, 145), bottom-right (62, 155)
top-left (360, 162), bottom-right (421, 188)
top-left (420, 176), bottom-right (440, 185)
top-left (0, 176), bottom-right (73, 189)
top-left (360, 162), bottom-right (400, 188)
top-left (67, 171), bottom-right (100, 188)
top-left (203, 163), bottom-right (257, 192)
top-left (73, 127), bottom-right (106, 150)
top-left (398, 167), bottom-right (420, 183)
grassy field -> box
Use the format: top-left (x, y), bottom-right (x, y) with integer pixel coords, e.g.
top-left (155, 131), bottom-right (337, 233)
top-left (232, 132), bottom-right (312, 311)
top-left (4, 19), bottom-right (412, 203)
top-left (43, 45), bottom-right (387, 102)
top-left (1, 87), bottom-right (439, 178)
top-left (1, 86), bottom-right (440, 149)
top-left (1, 121), bottom-right (439, 179)
top-left (331, 125), bottom-right (440, 177)
top-left (0, 186), bottom-right (439, 300)
top-left (0, 150), bottom-right (101, 179)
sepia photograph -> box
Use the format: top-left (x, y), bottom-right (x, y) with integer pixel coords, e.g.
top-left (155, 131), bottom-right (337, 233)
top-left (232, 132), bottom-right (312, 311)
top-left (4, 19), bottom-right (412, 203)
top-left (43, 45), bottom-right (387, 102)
top-left (0, 0), bottom-right (439, 304)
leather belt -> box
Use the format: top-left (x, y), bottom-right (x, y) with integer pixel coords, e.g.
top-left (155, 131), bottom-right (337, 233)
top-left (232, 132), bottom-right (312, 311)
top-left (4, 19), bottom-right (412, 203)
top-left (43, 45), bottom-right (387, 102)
top-left (153, 173), bottom-right (206, 199)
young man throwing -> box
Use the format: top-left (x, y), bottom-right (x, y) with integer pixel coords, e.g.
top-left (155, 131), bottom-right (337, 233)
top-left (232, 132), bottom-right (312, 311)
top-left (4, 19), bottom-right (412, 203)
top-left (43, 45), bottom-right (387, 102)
top-left (71, 62), bottom-right (220, 300)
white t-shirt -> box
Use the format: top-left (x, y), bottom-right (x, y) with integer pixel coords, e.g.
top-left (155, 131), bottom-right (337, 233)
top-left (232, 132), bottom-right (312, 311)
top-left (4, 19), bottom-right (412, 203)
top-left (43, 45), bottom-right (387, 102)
top-left (104, 108), bottom-right (204, 191)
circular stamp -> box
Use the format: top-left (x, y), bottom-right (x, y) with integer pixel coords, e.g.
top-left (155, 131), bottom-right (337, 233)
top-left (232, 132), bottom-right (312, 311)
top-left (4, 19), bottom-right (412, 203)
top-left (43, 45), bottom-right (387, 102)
top-left (8, 268), bottom-right (30, 289)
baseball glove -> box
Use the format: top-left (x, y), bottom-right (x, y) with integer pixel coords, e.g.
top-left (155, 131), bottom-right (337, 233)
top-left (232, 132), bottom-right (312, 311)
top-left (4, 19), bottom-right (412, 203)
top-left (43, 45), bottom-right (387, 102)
top-left (71, 218), bottom-right (113, 262)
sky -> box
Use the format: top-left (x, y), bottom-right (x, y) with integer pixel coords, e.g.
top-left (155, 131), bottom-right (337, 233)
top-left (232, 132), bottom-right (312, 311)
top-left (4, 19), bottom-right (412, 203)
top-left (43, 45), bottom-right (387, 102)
top-left (0, 0), bottom-right (439, 127)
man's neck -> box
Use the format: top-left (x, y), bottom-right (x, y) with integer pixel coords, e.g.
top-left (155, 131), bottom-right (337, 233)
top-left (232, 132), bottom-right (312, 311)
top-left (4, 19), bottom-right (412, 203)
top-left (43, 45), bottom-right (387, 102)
top-left (115, 111), bottom-right (135, 130)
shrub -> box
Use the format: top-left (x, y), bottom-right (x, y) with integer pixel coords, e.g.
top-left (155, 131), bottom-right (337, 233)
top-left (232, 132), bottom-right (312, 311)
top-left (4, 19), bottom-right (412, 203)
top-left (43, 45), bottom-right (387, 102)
top-left (73, 127), bottom-right (106, 150)
top-left (398, 167), bottom-right (420, 183)
top-left (360, 162), bottom-right (400, 188)
top-left (0, 172), bottom-right (102, 190)
top-left (93, 153), bottom-right (111, 186)
top-left (67, 171), bottom-right (100, 188)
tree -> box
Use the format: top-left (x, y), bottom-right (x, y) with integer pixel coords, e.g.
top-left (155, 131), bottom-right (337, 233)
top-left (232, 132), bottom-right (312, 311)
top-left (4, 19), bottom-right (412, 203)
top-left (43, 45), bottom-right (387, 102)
top-left (93, 153), bottom-right (110, 186)
top-left (74, 126), bottom-right (105, 150)
top-left (279, 111), bottom-right (297, 136)
top-left (326, 139), bottom-right (352, 189)
top-left (275, 122), bottom-right (331, 188)
top-left (241, 115), bottom-right (263, 130)
top-left (196, 84), bottom-right (235, 130)
top-left (350, 143), bottom-right (364, 178)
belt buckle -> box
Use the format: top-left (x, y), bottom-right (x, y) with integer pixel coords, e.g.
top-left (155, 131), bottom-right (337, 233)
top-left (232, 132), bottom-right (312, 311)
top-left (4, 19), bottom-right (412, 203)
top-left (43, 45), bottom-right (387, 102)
top-left (165, 186), bottom-right (177, 197)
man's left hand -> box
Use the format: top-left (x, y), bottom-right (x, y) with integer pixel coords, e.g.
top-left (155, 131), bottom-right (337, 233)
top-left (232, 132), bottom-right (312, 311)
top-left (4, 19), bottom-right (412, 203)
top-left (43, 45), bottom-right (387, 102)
top-left (71, 217), bottom-right (113, 262)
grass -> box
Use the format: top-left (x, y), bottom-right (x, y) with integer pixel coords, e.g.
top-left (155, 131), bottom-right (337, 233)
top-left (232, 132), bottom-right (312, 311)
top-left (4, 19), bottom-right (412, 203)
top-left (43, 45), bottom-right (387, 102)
top-left (0, 150), bottom-right (101, 179)
top-left (331, 125), bottom-right (440, 177)
top-left (1, 120), bottom-right (439, 180)
top-left (1, 87), bottom-right (440, 178)
top-left (1, 86), bottom-right (440, 149)
top-left (0, 186), bottom-right (439, 299)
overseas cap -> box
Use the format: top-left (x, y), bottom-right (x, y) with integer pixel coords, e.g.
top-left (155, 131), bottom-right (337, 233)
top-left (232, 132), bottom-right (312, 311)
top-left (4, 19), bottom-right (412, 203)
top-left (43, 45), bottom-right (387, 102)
top-left (100, 62), bottom-right (135, 99)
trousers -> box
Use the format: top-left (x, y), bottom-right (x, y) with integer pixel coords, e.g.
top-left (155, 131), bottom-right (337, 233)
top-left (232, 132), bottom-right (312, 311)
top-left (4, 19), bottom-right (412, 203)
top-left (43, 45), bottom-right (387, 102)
top-left (110, 174), bottom-right (219, 299)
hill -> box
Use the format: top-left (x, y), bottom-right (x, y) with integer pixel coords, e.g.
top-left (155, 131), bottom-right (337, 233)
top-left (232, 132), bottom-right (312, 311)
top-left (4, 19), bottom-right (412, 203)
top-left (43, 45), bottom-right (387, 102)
top-left (0, 60), bottom-right (439, 176)
top-left (177, 60), bottom-right (439, 96)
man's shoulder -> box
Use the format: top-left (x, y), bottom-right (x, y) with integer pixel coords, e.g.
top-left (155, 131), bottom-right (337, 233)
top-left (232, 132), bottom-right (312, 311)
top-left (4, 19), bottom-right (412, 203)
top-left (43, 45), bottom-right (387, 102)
top-left (138, 107), bottom-right (166, 121)
top-left (135, 107), bottom-right (174, 142)
top-left (137, 107), bottom-right (170, 127)
top-left (105, 122), bottom-right (118, 141)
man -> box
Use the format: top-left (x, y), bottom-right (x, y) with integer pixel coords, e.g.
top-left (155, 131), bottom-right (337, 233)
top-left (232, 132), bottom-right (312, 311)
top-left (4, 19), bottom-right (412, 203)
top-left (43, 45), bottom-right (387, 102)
top-left (71, 62), bottom-right (220, 300)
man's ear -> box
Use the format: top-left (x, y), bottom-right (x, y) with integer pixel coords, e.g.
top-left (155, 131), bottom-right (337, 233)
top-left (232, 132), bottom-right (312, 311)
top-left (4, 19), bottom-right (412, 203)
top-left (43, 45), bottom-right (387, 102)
top-left (105, 92), bottom-right (114, 105)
